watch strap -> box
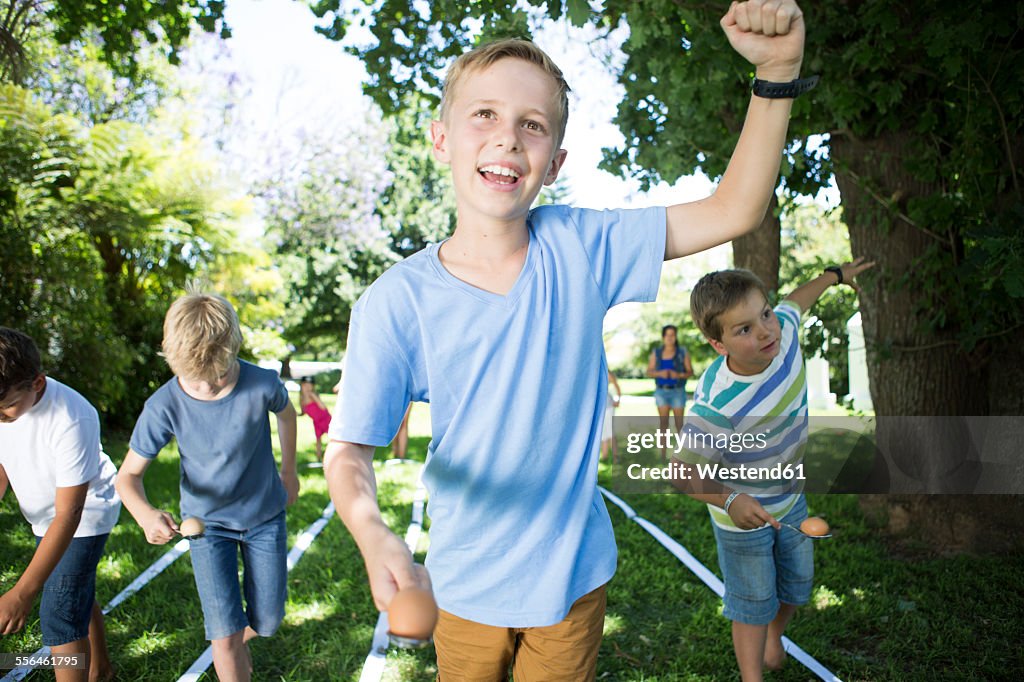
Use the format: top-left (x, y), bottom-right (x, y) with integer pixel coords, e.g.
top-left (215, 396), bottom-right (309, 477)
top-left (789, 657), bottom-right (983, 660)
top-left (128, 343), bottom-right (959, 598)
top-left (752, 75), bottom-right (819, 99)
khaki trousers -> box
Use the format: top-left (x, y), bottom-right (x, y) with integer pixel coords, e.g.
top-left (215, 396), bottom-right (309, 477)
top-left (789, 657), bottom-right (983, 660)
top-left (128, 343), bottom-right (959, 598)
top-left (434, 584), bottom-right (607, 682)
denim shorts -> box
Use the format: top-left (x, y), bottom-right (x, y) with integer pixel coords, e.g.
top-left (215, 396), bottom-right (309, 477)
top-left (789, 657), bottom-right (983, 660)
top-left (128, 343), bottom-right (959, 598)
top-left (711, 496), bottom-right (814, 625)
top-left (34, 533), bottom-right (109, 646)
top-left (188, 510), bottom-right (288, 640)
top-left (654, 386), bottom-right (687, 408)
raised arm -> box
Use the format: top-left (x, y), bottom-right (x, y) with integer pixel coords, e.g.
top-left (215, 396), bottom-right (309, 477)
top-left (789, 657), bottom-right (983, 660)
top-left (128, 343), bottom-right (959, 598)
top-left (784, 257), bottom-right (876, 313)
top-left (324, 440), bottom-right (425, 610)
top-left (665, 0), bottom-right (806, 260)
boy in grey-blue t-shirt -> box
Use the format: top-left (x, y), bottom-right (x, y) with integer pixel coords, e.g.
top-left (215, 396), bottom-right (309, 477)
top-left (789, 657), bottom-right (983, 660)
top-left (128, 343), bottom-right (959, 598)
top-left (116, 292), bottom-right (298, 681)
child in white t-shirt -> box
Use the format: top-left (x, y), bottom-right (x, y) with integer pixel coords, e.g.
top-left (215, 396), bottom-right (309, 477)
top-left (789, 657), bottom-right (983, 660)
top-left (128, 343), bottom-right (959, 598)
top-left (0, 327), bottom-right (121, 682)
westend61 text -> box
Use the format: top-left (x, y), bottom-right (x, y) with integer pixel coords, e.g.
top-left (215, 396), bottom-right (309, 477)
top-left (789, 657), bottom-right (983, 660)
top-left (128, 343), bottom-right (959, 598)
top-left (626, 461), bottom-right (806, 482)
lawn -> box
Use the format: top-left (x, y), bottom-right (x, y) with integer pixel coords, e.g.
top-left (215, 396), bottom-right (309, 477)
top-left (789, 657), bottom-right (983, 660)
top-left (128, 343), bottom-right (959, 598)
top-left (2, 391), bottom-right (1021, 680)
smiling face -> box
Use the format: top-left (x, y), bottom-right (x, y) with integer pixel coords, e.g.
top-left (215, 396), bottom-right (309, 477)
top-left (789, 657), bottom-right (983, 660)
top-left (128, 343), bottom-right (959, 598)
top-left (708, 289), bottom-right (782, 376)
top-left (431, 57), bottom-right (568, 229)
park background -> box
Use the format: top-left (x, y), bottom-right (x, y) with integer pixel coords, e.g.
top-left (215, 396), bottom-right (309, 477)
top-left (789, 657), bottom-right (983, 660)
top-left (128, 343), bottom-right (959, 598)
top-left (2, 0), bottom-right (1023, 679)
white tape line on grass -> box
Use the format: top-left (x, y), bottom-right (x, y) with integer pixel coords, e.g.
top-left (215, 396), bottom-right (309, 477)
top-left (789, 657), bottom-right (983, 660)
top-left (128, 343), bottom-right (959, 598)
top-left (598, 486), bottom-right (843, 682)
top-left (358, 476), bottom-right (428, 682)
top-left (403, 482), bottom-right (427, 552)
top-left (1, 538), bottom-right (192, 682)
top-left (357, 612), bottom-right (392, 682)
top-left (176, 501), bottom-right (336, 682)
top-left (103, 538), bottom-right (191, 612)
top-left (288, 502), bottom-right (336, 570)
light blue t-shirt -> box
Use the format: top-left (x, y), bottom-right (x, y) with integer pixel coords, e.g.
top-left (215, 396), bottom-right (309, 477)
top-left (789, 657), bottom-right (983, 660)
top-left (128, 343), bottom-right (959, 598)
top-left (130, 360), bottom-right (290, 530)
top-left (331, 204), bottom-right (665, 627)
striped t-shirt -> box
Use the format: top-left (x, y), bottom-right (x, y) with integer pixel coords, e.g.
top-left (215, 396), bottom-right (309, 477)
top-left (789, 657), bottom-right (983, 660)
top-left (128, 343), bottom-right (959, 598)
top-left (678, 300), bottom-right (807, 531)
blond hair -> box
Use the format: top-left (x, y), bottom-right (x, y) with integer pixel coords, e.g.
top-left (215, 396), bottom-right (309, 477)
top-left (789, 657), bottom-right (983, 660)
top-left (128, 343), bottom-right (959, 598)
top-left (440, 38), bottom-right (571, 147)
top-left (690, 270), bottom-right (771, 341)
top-left (162, 291), bottom-right (242, 382)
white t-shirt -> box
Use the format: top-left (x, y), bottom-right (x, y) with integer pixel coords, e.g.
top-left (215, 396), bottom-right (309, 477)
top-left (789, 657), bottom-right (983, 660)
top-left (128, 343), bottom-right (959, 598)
top-left (0, 378), bottom-right (120, 537)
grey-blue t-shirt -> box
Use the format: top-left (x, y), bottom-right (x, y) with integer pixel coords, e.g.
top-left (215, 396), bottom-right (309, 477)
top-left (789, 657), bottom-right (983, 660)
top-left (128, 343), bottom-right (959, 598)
top-left (130, 360), bottom-right (289, 530)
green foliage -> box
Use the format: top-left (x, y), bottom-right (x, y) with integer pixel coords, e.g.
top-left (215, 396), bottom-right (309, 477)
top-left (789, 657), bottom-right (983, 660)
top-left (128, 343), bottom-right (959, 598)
top-left (0, 83), bottom-right (131, 415)
top-left (26, 35), bottom-right (179, 125)
top-left (616, 260), bottom-right (717, 378)
top-left (0, 80), bottom-right (248, 427)
top-left (306, 0), bottom-right (586, 116)
top-left (39, 0), bottom-right (229, 77)
top-left (256, 110), bottom-right (394, 356)
top-left (377, 97), bottom-right (456, 259)
top-left (316, 0), bottom-right (1024, 382)
top-left (258, 95), bottom-right (457, 357)
top-left (794, 1), bottom-right (1024, 356)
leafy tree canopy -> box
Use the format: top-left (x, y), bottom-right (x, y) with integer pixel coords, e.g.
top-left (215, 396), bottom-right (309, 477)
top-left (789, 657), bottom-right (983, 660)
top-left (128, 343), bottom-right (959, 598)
top-left (309, 0), bottom-right (1023, 356)
top-left (1, 0), bottom-right (229, 82)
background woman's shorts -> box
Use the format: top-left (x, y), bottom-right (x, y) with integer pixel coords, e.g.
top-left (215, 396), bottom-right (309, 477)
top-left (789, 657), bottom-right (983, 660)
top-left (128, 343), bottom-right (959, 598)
top-left (654, 386), bottom-right (687, 408)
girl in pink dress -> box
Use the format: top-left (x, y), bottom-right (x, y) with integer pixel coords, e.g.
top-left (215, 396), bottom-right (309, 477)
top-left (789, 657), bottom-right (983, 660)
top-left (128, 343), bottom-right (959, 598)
top-left (298, 377), bottom-right (331, 461)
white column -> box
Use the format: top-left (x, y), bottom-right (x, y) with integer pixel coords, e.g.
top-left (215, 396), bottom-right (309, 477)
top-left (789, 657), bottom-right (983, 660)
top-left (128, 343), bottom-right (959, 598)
top-left (847, 311), bottom-right (873, 411)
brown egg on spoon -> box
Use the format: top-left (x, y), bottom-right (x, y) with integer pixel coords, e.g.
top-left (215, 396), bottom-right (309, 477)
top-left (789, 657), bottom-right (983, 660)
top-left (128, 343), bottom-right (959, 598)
top-left (179, 517), bottom-right (206, 539)
top-left (800, 516), bottom-right (829, 537)
top-left (388, 586), bottom-right (439, 648)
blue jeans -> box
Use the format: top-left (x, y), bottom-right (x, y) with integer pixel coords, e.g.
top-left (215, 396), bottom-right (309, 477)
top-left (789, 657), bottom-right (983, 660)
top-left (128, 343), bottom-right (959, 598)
top-left (34, 534), bottom-right (109, 646)
top-left (711, 496), bottom-right (814, 625)
top-left (188, 510), bottom-right (287, 640)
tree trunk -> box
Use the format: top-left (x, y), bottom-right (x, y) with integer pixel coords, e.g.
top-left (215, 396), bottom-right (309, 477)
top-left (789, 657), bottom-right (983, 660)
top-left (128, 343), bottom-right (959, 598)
top-left (832, 132), bottom-right (1021, 554)
top-left (988, 337), bottom-right (1024, 415)
top-left (732, 193), bottom-right (780, 293)
top-left (832, 132), bottom-right (986, 416)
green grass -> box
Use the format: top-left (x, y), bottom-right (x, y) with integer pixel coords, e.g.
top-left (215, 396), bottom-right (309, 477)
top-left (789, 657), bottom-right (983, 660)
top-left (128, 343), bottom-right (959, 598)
top-left (2, 392), bottom-right (1022, 680)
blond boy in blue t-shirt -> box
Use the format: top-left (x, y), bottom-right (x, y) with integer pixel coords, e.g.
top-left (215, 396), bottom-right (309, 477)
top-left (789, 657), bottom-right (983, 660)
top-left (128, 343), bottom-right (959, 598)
top-left (326, 2), bottom-right (814, 677)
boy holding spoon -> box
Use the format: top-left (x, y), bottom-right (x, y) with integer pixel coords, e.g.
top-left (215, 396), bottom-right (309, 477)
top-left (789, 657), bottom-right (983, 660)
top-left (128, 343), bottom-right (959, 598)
top-left (672, 258), bottom-right (872, 681)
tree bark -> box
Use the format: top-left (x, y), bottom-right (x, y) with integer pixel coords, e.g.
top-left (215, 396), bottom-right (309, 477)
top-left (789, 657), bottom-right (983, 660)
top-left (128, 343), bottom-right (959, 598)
top-left (832, 132), bottom-right (1022, 554)
top-left (832, 132), bottom-right (987, 416)
top-left (731, 193), bottom-right (780, 293)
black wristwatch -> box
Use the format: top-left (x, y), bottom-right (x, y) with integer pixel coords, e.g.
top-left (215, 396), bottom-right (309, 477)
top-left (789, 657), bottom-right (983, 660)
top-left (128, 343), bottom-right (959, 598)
top-left (824, 265), bottom-right (843, 285)
top-left (752, 75), bottom-right (819, 99)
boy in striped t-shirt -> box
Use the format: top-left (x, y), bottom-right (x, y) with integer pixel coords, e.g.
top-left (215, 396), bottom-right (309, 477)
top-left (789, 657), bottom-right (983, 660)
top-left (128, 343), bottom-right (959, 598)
top-left (675, 259), bottom-right (872, 681)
